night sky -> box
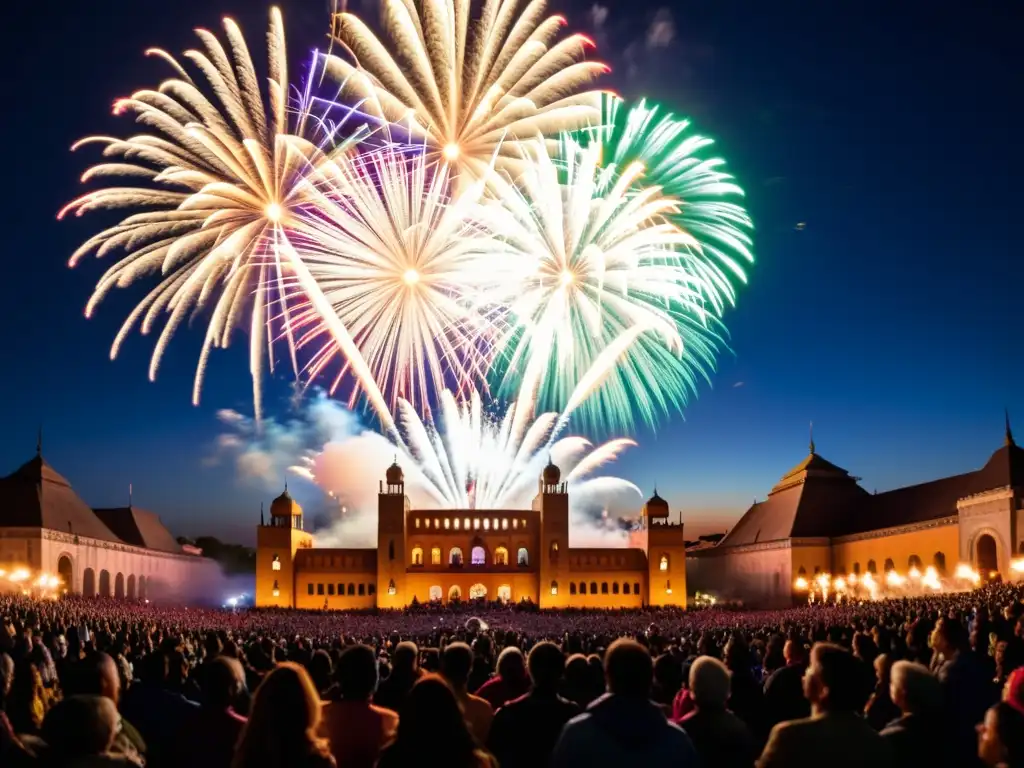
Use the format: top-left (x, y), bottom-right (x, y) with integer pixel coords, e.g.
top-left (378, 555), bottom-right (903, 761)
top-left (1, 1), bottom-right (1022, 545)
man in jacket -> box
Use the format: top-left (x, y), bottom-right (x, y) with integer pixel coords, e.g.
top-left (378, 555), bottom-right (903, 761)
top-left (552, 639), bottom-right (698, 768)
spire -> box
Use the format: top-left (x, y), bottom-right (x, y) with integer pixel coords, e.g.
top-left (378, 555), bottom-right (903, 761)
top-left (284, 480), bottom-right (288, 493)
top-left (1006, 408), bottom-right (1015, 448)
top-left (128, 483), bottom-right (133, 507)
top-left (809, 421), bottom-right (815, 454)
top-left (260, 502), bottom-right (265, 526)
top-left (36, 425), bottom-right (42, 457)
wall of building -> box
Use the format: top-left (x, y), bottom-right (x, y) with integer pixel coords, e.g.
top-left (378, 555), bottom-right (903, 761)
top-left (563, 571), bottom-right (646, 607)
top-left (295, 573), bottom-right (378, 610)
top-left (957, 489), bottom-right (1016, 576)
top-left (830, 523), bottom-right (959, 576)
top-left (691, 543), bottom-right (794, 608)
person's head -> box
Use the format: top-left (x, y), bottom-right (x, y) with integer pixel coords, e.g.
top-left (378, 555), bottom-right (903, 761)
top-left (783, 639), bottom-right (806, 666)
top-left (931, 617), bottom-right (967, 656)
top-left (978, 702), bottom-right (1024, 767)
top-left (0, 653), bottom-right (13, 700)
top-left (309, 649), bottom-right (333, 693)
top-left (392, 641), bottom-right (419, 675)
top-left (71, 652), bottom-right (121, 704)
top-left (336, 644), bottom-right (379, 701)
top-left (689, 656), bottom-right (731, 711)
top-left (390, 675), bottom-right (478, 761)
top-left (41, 695), bottom-right (120, 760)
top-left (873, 653), bottom-right (893, 687)
top-left (440, 642), bottom-right (473, 691)
top-left (527, 641), bottom-right (565, 692)
top-left (802, 643), bottom-right (865, 713)
top-left (889, 661), bottom-right (941, 716)
top-left (233, 662), bottom-right (328, 768)
top-left (495, 647), bottom-right (526, 682)
top-left (204, 656), bottom-right (246, 711)
top-left (604, 639), bottom-right (653, 698)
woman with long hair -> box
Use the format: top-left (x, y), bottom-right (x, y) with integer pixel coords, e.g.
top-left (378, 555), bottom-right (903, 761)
top-left (232, 662), bottom-right (335, 768)
top-left (376, 675), bottom-right (496, 768)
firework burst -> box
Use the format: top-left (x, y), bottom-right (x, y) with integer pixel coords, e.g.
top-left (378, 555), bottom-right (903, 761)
top-left (326, 0), bottom-right (607, 179)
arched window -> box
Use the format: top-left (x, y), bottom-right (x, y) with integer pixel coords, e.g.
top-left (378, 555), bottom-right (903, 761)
top-left (814, 565), bottom-right (821, 575)
top-left (469, 583), bottom-right (487, 600)
top-left (501, 518), bottom-right (509, 530)
top-left (612, 582), bottom-right (619, 594)
top-left (473, 518), bottom-right (480, 530)
top-left (933, 552), bottom-right (947, 574)
top-left (454, 518), bottom-right (460, 530)
top-left (449, 585), bottom-right (462, 601)
top-left (114, 573), bottom-right (125, 599)
top-left (867, 560), bottom-right (877, 574)
top-left (272, 580), bottom-right (279, 597)
top-left (388, 540), bottom-right (395, 561)
top-left (494, 546), bottom-right (508, 565)
top-left (411, 547), bottom-right (423, 566)
top-left (570, 582), bottom-right (577, 595)
top-left (497, 585), bottom-right (511, 602)
top-left (550, 580), bottom-right (558, 595)
top-left (578, 581), bottom-right (586, 594)
top-left (659, 554), bottom-right (669, 572)
top-left (883, 558), bottom-right (895, 573)
top-left (387, 579), bottom-right (396, 595)
top-left (797, 566), bottom-right (806, 576)
top-left (429, 585), bottom-right (442, 601)
top-left (633, 582), bottom-right (641, 595)
top-left (853, 562), bottom-right (861, 575)
top-left (272, 554), bottom-right (281, 571)
top-left (464, 518), bottom-right (471, 530)
top-left (449, 547), bottom-right (464, 566)
top-left (328, 583), bottom-right (335, 595)
top-left (908, 554), bottom-right (923, 570)
top-left (347, 583), bottom-right (355, 595)
top-left (622, 582), bottom-right (630, 595)
top-left (550, 541), bottom-right (560, 564)
top-left (517, 547), bottom-right (529, 566)
top-left (601, 582), bottom-right (609, 594)
top-left (590, 581), bottom-right (598, 594)
top-left (483, 519), bottom-right (490, 531)
top-left (431, 547), bottom-right (442, 565)
top-left (137, 576), bottom-right (146, 599)
top-left (415, 518), bottom-right (421, 528)
top-left (99, 570), bottom-right (111, 597)
top-left (471, 546), bottom-right (486, 565)
top-left (513, 519), bottom-right (518, 529)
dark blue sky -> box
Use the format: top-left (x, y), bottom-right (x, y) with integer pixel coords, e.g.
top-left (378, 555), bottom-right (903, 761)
top-left (1, 1), bottom-right (1021, 544)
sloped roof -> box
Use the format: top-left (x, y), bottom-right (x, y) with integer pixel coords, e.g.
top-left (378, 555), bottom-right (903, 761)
top-left (92, 507), bottom-right (181, 553)
top-left (0, 454), bottom-right (123, 542)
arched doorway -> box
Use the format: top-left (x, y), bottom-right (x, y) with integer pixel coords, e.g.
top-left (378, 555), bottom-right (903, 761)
top-left (977, 534), bottom-right (999, 576)
top-left (99, 570), bottom-right (111, 597)
top-left (497, 585), bottom-right (511, 602)
top-left (127, 575), bottom-right (136, 599)
top-left (448, 585), bottom-right (462, 602)
top-left (114, 573), bottom-right (125, 598)
top-left (428, 585), bottom-right (442, 602)
top-left (138, 575), bottom-right (147, 599)
top-left (469, 583), bottom-right (487, 600)
top-left (56, 556), bottom-right (73, 593)
top-left (83, 568), bottom-right (96, 597)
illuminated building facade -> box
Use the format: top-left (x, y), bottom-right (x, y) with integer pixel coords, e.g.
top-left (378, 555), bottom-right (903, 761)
top-left (689, 418), bottom-right (1024, 607)
top-left (0, 445), bottom-right (216, 598)
top-left (256, 460), bottom-right (688, 609)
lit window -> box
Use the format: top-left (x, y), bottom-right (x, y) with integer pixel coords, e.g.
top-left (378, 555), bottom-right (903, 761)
top-left (517, 547), bottom-right (529, 566)
top-left (513, 519), bottom-right (518, 530)
top-left (665, 580), bottom-right (672, 595)
top-left (502, 519), bottom-right (508, 530)
top-left (435, 518), bottom-right (440, 529)
top-left (521, 519), bottom-right (526, 528)
top-left (483, 518), bottom-right (490, 531)
top-left (492, 518), bottom-right (498, 530)
top-left (550, 580), bottom-right (558, 595)
top-left (388, 579), bottom-right (396, 595)
top-left (450, 547), bottom-right (464, 566)
top-left (412, 547), bottom-right (423, 566)
top-left (474, 518), bottom-right (480, 530)
top-left (272, 589), bottom-right (280, 598)
top-left (415, 518), bottom-right (421, 528)
top-left (494, 546), bottom-right (508, 565)
top-left (431, 547), bottom-right (441, 565)
top-left (454, 518), bottom-right (460, 530)
top-left (471, 546), bottom-right (486, 565)
top-left (464, 518), bottom-right (471, 530)
top-left (659, 554), bottom-right (669, 572)
top-left (272, 555), bottom-right (281, 571)
top-left (425, 518), bottom-right (430, 528)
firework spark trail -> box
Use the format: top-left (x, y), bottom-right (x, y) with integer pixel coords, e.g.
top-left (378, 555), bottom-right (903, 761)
top-left (479, 136), bottom-right (729, 435)
top-left (326, 0), bottom-right (608, 179)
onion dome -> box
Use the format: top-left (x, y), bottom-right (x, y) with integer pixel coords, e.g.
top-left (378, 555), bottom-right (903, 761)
top-left (644, 489), bottom-right (669, 518)
top-left (386, 460), bottom-right (404, 485)
top-left (542, 459), bottom-right (561, 486)
top-left (270, 486), bottom-right (301, 518)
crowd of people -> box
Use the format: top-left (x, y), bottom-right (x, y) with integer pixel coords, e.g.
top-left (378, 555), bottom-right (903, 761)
top-left (3, 581), bottom-right (1024, 767)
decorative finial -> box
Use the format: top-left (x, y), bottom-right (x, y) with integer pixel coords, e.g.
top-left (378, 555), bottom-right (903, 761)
top-left (284, 480), bottom-right (288, 493)
top-left (260, 501), bottom-right (265, 526)
top-left (809, 421), bottom-right (815, 454)
top-left (1006, 408), bottom-right (1015, 447)
top-left (36, 425), bottom-right (42, 457)
top-left (128, 483), bottom-right (133, 507)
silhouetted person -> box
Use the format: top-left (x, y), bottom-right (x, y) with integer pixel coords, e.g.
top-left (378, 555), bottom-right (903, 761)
top-left (475, 647), bottom-right (529, 710)
top-left (758, 643), bottom-right (893, 768)
top-left (41, 694), bottom-right (136, 767)
top-left (373, 642), bottom-right (420, 713)
top-left (70, 652), bottom-right (146, 765)
top-left (763, 639), bottom-right (810, 730)
top-left (679, 656), bottom-right (757, 768)
top-left (487, 641), bottom-right (580, 768)
top-left (186, 656), bottom-right (248, 768)
top-left (376, 675), bottom-right (496, 768)
top-left (441, 643), bottom-right (493, 744)
top-left (552, 639), bottom-right (698, 768)
top-left (880, 661), bottom-right (952, 768)
top-left (933, 617), bottom-right (996, 768)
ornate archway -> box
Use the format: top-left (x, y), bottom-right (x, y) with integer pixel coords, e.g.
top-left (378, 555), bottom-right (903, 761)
top-left (448, 585), bottom-right (462, 601)
top-left (127, 575), bottom-right (136, 599)
top-left (98, 570), bottom-right (111, 597)
top-left (469, 583), bottom-right (487, 600)
top-left (496, 585), bottom-right (511, 602)
top-left (56, 555), bottom-right (73, 593)
top-left (977, 533), bottom-right (998, 575)
top-left (114, 573), bottom-right (125, 598)
top-left (428, 585), bottom-right (442, 601)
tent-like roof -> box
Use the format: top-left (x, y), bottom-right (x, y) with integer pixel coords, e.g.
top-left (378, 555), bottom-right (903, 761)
top-left (92, 507), bottom-right (182, 553)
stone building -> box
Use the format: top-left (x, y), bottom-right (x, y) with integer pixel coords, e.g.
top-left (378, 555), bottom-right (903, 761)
top-left (256, 459), bottom-right (688, 609)
top-left (689, 418), bottom-right (1024, 607)
top-left (0, 445), bottom-right (216, 599)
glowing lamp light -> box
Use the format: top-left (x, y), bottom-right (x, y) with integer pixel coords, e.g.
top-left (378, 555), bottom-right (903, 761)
top-left (1011, 559), bottom-right (1024, 573)
top-left (955, 563), bottom-right (980, 584)
top-left (550, 585), bottom-right (558, 596)
top-left (560, 269), bottom-right (574, 287)
top-left (9, 569), bottom-right (29, 584)
top-left (847, 573), bottom-right (858, 584)
top-left (908, 566), bottom-right (921, 580)
top-left (271, 589), bottom-right (280, 598)
top-left (403, 268), bottom-right (420, 286)
top-left (442, 143), bottom-right (460, 161)
top-left (816, 572), bottom-right (831, 589)
top-left (226, 597), bottom-right (238, 607)
top-left (833, 577), bottom-right (847, 591)
top-left (0, 569), bottom-right (6, 578)
top-left (794, 577), bottom-right (809, 591)
top-left (265, 202), bottom-right (283, 222)
top-left (886, 570), bottom-right (905, 587)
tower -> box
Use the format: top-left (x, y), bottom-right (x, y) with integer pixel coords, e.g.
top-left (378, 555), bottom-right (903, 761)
top-left (536, 459), bottom-right (569, 608)
top-left (642, 490), bottom-right (687, 608)
top-left (256, 486), bottom-right (313, 608)
top-left (376, 460), bottom-right (409, 608)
